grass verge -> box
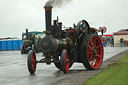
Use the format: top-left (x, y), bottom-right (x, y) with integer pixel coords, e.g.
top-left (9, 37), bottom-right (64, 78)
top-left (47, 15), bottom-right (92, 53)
top-left (84, 53), bottom-right (128, 85)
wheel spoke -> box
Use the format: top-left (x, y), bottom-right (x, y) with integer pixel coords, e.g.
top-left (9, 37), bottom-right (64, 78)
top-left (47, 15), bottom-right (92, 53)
top-left (32, 64), bottom-right (35, 70)
top-left (93, 59), bottom-right (96, 65)
top-left (93, 38), bottom-right (97, 48)
top-left (89, 61), bottom-right (93, 66)
top-left (32, 58), bottom-right (34, 63)
top-left (90, 40), bottom-right (94, 46)
top-left (95, 61), bottom-right (98, 66)
top-left (96, 45), bottom-right (100, 49)
top-left (88, 53), bottom-right (92, 60)
top-left (89, 55), bottom-right (93, 61)
top-left (65, 51), bottom-right (69, 72)
top-left (89, 57), bottom-right (92, 61)
top-left (95, 54), bottom-right (101, 64)
top-left (94, 38), bottom-right (97, 43)
top-left (91, 62), bottom-right (93, 66)
top-left (88, 45), bottom-right (93, 51)
top-left (93, 42), bottom-right (96, 48)
top-left (88, 51), bottom-right (92, 54)
top-left (91, 39), bottom-right (96, 49)
top-left (96, 54), bottom-right (101, 58)
top-left (31, 55), bottom-right (35, 71)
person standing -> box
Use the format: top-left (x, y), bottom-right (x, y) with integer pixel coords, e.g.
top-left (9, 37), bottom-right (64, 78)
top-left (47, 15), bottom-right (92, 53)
top-left (111, 38), bottom-right (114, 47)
top-left (123, 39), bottom-right (126, 46)
top-left (120, 38), bottom-right (123, 46)
top-left (106, 37), bottom-right (110, 46)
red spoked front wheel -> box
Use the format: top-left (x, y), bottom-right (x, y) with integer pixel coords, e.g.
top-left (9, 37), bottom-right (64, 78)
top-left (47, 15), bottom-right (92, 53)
top-left (60, 49), bottom-right (70, 73)
top-left (27, 50), bottom-right (37, 74)
top-left (80, 34), bottom-right (103, 70)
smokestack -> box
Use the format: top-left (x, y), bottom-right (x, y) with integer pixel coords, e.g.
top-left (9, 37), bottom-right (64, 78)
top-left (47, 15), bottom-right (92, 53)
top-left (45, 0), bottom-right (72, 8)
top-left (44, 6), bottom-right (53, 32)
top-left (26, 29), bottom-right (29, 39)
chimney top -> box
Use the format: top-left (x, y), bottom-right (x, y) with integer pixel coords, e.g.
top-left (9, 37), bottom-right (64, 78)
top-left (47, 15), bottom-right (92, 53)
top-left (44, 6), bottom-right (53, 10)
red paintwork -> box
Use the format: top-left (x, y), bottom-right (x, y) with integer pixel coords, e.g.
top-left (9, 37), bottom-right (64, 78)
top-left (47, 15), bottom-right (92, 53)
top-left (103, 34), bottom-right (112, 37)
top-left (68, 30), bottom-right (74, 35)
top-left (65, 51), bottom-right (69, 72)
top-left (68, 28), bottom-right (83, 35)
top-left (31, 52), bottom-right (36, 72)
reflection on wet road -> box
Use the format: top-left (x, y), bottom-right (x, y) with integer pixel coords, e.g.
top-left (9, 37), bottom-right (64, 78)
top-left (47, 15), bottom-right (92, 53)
top-left (0, 47), bottom-right (128, 85)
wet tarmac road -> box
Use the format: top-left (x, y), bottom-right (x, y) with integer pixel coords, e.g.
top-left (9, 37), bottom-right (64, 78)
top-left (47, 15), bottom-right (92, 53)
top-left (0, 47), bottom-right (128, 85)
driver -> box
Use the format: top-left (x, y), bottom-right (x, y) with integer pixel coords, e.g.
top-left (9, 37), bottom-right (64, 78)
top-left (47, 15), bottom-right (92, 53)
top-left (79, 20), bottom-right (86, 30)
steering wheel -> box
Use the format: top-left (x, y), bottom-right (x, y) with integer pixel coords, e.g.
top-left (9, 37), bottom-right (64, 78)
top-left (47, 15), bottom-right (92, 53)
top-left (75, 20), bottom-right (91, 42)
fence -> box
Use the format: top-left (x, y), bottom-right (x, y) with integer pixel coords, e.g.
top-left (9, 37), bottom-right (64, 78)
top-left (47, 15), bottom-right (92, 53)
top-left (0, 40), bottom-right (23, 51)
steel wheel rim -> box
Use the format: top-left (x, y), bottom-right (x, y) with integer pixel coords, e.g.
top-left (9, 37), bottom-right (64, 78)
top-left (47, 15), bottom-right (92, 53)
top-left (31, 52), bottom-right (36, 72)
top-left (65, 51), bottom-right (69, 72)
top-left (88, 36), bottom-right (103, 69)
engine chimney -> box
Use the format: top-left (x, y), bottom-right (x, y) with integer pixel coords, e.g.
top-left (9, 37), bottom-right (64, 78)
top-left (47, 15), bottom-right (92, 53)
top-left (44, 6), bottom-right (53, 32)
top-left (26, 29), bottom-right (29, 40)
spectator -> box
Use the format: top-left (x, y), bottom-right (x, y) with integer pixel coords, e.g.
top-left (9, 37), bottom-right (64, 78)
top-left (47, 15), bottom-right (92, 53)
top-left (110, 38), bottom-right (112, 46)
top-left (106, 37), bottom-right (110, 46)
top-left (111, 38), bottom-right (114, 47)
top-left (120, 38), bottom-right (123, 46)
top-left (123, 39), bottom-right (126, 46)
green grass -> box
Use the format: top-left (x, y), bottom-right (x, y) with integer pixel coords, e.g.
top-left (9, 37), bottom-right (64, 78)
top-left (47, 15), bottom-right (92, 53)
top-left (84, 54), bottom-right (128, 85)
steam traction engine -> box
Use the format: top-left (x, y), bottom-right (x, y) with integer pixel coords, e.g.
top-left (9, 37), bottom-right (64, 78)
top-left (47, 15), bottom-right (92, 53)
top-left (27, 6), bottom-right (104, 74)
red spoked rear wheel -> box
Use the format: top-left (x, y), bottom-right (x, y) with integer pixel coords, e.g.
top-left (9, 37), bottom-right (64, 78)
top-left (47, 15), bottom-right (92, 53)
top-left (80, 34), bottom-right (103, 70)
top-left (27, 50), bottom-right (37, 74)
top-left (88, 36), bottom-right (103, 69)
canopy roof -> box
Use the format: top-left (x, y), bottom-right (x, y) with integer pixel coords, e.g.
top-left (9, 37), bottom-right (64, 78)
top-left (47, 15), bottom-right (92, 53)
top-left (22, 31), bottom-right (43, 35)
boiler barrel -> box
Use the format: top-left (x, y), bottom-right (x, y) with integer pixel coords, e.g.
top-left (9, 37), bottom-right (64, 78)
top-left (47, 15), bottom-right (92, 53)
top-left (40, 37), bottom-right (74, 53)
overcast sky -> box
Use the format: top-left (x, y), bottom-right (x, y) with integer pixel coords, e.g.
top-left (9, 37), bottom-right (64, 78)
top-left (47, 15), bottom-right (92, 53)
top-left (0, 0), bottom-right (128, 38)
